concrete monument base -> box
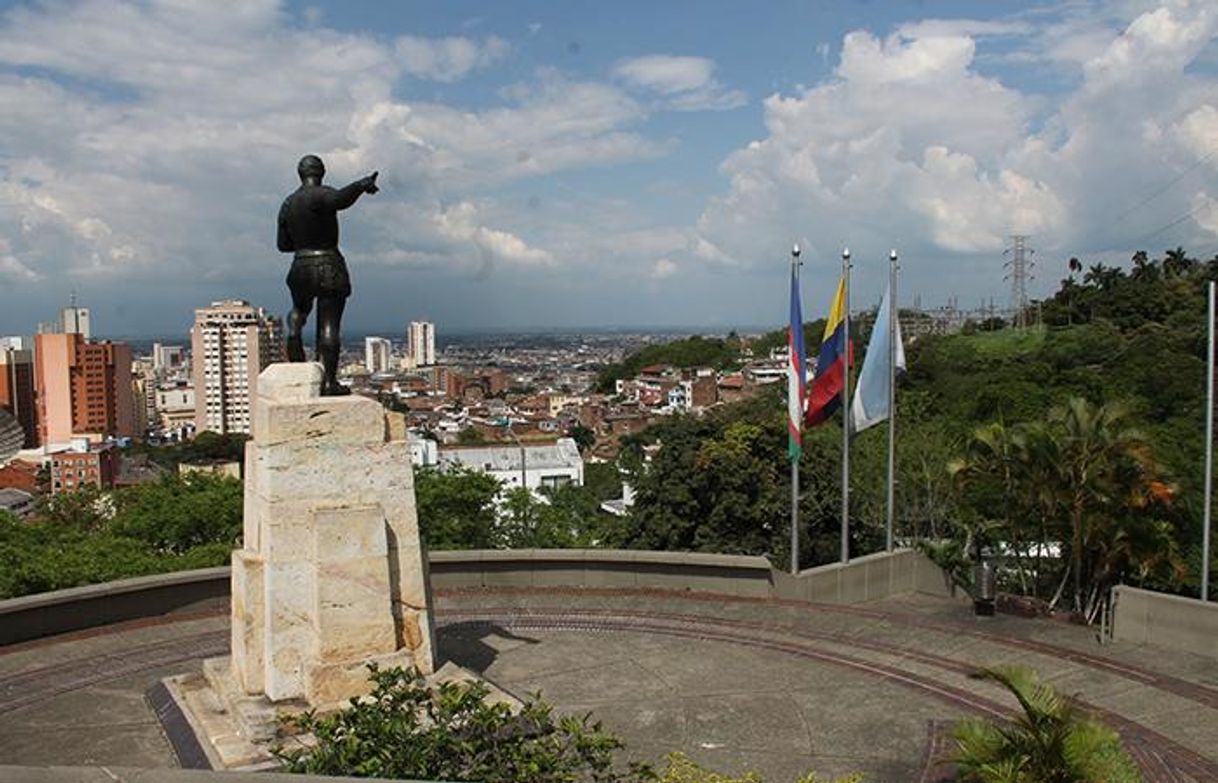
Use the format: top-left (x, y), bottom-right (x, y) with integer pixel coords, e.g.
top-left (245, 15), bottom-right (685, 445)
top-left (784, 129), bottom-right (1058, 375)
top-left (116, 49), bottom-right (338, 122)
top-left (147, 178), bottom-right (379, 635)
top-left (160, 362), bottom-right (468, 769)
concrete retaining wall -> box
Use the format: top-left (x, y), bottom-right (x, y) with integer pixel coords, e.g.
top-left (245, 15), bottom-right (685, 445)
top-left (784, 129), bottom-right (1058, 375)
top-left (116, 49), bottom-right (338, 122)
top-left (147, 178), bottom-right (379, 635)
top-left (1111, 584), bottom-right (1218, 661)
top-left (771, 548), bottom-right (955, 603)
top-left (428, 549), bottom-right (774, 597)
top-left (0, 548), bottom-right (950, 646)
top-left (0, 567), bottom-right (230, 646)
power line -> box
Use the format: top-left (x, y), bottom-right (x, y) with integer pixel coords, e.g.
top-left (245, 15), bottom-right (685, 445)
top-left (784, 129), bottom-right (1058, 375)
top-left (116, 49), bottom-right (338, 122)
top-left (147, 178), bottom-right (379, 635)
top-left (1129, 204), bottom-right (1204, 248)
top-left (1113, 148), bottom-right (1218, 223)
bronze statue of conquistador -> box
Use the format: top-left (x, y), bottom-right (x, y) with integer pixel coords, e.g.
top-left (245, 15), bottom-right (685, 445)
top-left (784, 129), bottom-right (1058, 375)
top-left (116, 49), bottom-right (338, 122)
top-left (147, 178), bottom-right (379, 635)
top-left (277, 154), bottom-right (379, 396)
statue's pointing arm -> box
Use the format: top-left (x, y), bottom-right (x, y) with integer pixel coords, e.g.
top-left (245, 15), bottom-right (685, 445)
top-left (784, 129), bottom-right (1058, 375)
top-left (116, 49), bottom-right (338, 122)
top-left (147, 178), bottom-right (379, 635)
top-left (329, 171), bottom-right (380, 211)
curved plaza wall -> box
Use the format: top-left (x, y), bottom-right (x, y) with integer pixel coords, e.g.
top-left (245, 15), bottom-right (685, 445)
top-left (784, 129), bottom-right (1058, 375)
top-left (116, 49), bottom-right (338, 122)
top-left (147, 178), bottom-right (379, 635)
top-left (1110, 584), bottom-right (1218, 662)
top-left (0, 548), bottom-right (952, 647)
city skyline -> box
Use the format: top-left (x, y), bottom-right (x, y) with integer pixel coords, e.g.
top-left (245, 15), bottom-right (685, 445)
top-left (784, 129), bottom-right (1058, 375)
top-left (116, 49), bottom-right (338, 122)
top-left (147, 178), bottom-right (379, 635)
top-left (2, 1), bottom-right (1218, 335)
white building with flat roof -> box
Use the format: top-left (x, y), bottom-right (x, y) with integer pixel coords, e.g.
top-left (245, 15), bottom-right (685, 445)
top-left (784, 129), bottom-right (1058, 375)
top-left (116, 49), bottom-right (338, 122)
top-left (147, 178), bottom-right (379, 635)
top-left (438, 437), bottom-right (583, 494)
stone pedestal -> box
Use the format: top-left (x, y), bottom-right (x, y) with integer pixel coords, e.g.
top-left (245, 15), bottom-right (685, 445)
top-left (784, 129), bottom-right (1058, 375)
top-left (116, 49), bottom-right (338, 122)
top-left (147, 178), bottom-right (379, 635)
top-left (162, 363), bottom-right (439, 769)
top-left (231, 362), bottom-right (434, 704)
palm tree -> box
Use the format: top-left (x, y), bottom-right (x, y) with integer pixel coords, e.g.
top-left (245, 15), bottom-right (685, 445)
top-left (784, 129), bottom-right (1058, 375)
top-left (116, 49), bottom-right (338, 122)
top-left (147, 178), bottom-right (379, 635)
top-left (1163, 246), bottom-right (1192, 278)
top-left (1129, 252), bottom-right (1157, 282)
top-left (953, 667), bottom-right (1140, 783)
top-left (949, 398), bottom-right (1179, 619)
top-left (1048, 398), bottom-right (1162, 619)
top-left (950, 423), bottom-right (1043, 596)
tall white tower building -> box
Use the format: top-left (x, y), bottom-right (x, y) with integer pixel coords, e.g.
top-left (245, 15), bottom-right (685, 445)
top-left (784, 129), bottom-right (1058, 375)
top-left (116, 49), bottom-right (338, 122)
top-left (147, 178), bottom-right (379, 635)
top-left (61, 305), bottom-right (91, 339)
top-left (407, 321), bottom-right (435, 367)
top-left (191, 300), bottom-right (284, 435)
top-left (365, 336), bottom-right (393, 374)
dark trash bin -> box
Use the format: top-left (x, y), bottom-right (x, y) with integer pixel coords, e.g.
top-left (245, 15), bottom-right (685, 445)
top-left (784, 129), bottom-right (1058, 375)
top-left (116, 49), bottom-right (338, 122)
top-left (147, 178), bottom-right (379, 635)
top-left (973, 549), bottom-right (996, 617)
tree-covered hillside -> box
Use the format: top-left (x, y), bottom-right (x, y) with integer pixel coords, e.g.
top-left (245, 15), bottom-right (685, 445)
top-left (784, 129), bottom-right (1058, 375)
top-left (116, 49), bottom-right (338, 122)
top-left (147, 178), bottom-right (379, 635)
top-left (607, 248), bottom-right (1217, 606)
top-left (594, 334), bottom-right (745, 393)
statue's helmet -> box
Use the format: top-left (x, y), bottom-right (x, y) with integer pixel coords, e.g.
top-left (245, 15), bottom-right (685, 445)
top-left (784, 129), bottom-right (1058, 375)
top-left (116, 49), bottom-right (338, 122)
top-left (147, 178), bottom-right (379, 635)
top-left (297, 155), bottom-right (325, 180)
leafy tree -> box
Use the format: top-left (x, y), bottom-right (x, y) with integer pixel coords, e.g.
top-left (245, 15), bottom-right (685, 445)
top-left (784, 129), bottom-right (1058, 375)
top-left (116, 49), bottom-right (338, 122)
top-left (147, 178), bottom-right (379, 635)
top-left (35, 484), bottom-right (108, 532)
top-left (276, 665), bottom-right (647, 782)
top-left (595, 335), bottom-right (744, 393)
top-left (624, 415), bottom-right (786, 556)
top-left (132, 430), bottom-right (249, 471)
top-left (0, 473), bottom-right (244, 599)
top-left (457, 426), bottom-right (489, 445)
top-left (952, 666), bottom-right (1140, 783)
top-left (414, 466), bottom-right (501, 550)
top-left (109, 473), bottom-right (242, 554)
top-left (568, 423), bottom-right (596, 453)
top-left (583, 461), bottom-right (624, 503)
top-left (496, 486), bottom-right (580, 549)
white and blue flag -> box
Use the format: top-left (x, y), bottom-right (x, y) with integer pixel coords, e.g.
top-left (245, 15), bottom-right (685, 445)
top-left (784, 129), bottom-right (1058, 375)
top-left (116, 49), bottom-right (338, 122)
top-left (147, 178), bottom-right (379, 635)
top-left (850, 284), bottom-right (905, 434)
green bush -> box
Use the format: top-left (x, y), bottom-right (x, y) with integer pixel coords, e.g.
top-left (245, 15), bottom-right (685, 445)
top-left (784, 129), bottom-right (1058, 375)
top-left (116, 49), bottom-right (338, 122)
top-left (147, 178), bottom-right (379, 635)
top-left (276, 665), bottom-right (649, 782)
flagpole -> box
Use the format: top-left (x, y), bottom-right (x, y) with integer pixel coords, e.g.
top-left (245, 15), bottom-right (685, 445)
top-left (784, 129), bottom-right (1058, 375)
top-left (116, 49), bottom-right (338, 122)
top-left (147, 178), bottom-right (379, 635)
top-left (886, 249), bottom-right (898, 552)
top-left (791, 243), bottom-right (802, 575)
top-left (1204, 280), bottom-right (1214, 601)
top-left (841, 247), bottom-right (852, 563)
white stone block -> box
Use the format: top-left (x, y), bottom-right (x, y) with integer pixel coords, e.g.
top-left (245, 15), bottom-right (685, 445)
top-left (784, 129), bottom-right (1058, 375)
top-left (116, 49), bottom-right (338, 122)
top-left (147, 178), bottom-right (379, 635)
top-left (263, 560), bottom-right (315, 701)
top-left (231, 550), bottom-right (264, 694)
top-left (257, 362), bottom-right (323, 403)
top-left (242, 442), bottom-right (260, 551)
top-left (253, 396), bottom-right (385, 448)
top-left (313, 505), bottom-right (397, 662)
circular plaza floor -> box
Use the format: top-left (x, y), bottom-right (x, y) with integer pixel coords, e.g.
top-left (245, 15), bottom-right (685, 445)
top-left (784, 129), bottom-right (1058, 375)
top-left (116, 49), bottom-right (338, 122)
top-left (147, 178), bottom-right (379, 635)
top-left (1, 587), bottom-right (1216, 782)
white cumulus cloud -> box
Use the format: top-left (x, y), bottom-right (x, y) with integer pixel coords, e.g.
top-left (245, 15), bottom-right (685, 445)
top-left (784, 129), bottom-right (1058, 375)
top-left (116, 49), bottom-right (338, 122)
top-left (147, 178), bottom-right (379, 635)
top-left (691, 0), bottom-right (1218, 304)
top-left (0, 0), bottom-right (665, 301)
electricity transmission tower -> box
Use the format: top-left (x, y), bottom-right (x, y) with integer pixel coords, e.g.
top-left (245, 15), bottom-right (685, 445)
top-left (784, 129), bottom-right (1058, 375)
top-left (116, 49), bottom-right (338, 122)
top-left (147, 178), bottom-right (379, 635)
top-left (1003, 235), bottom-right (1035, 329)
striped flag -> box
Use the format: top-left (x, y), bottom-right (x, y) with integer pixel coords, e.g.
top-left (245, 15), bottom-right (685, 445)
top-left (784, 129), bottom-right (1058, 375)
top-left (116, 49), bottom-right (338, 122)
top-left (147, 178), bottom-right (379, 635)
top-left (787, 265), bottom-right (807, 462)
top-left (806, 277), bottom-right (851, 427)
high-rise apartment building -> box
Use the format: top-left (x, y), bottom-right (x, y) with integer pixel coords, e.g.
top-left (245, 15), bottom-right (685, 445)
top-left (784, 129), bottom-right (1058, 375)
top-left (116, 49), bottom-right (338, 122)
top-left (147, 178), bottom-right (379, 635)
top-left (34, 333), bottom-right (135, 444)
top-left (61, 305), bottom-right (91, 339)
top-left (0, 346), bottom-right (37, 448)
top-left (191, 300), bottom-right (284, 435)
top-left (152, 342), bottom-right (187, 375)
top-left (407, 321), bottom-right (435, 367)
top-left (365, 336), bottom-right (393, 374)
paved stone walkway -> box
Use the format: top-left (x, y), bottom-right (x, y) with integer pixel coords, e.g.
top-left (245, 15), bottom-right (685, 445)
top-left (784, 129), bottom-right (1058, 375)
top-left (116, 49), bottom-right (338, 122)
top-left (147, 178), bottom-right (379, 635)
top-left (0, 588), bottom-right (1215, 782)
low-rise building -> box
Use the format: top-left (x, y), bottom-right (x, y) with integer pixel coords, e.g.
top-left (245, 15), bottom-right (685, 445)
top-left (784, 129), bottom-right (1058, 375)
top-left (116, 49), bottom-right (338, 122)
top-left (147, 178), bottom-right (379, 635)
top-left (438, 437), bottom-right (583, 494)
top-left (0, 487), bottom-right (33, 517)
top-left (43, 439), bottom-right (118, 494)
top-left (157, 384), bottom-right (196, 440)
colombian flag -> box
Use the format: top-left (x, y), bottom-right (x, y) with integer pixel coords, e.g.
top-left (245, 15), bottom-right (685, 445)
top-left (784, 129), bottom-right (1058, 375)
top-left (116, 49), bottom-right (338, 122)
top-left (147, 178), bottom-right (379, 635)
top-left (806, 277), bottom-right (852, 427)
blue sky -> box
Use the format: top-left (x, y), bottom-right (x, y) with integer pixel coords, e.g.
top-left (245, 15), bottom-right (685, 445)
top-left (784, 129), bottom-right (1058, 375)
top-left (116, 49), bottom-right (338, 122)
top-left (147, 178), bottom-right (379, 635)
top-left (1, 0), bottom-right (1218, 338)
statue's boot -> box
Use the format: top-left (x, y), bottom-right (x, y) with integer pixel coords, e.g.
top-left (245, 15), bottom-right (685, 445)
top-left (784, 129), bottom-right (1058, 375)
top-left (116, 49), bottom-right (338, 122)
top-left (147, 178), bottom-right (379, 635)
top-left (318, 342), bottom-right (350, 396)
top-left (286, 335), bottom-right (305, 362)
